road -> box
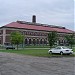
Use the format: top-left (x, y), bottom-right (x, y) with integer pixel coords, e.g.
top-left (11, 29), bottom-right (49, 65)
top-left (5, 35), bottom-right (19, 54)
top-left (0, 52), bottom-right (75, 75)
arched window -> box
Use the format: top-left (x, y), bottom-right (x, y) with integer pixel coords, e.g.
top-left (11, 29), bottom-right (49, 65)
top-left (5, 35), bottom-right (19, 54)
top-left (40, 39), bottom-right (42, 44)
top-left (33, 39), bottom-right (36, 45)
top-left (44, 39), bottom-right (46, 44)
top-left (29, 39), bottom-right (31, 44)
top-left (25, 39), bottom-right (28, 44)
top-left (37, 39), bottom-right (39, 44)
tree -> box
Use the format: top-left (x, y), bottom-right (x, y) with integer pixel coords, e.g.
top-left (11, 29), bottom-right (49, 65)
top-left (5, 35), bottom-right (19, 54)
top-left (10, 31), bottom-right (24, 50)
top-left (65, 33), bottom-right (75, 48)
top-left (48, 31), bottom-right (57, 48)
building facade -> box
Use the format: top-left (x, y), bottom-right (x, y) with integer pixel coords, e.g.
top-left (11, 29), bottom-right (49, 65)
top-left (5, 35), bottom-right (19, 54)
top-left (0, 16), bottom-right (74, 46)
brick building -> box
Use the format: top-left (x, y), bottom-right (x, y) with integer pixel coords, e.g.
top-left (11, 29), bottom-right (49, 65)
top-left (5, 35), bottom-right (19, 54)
top-left (0, 16), bottom-right (74, 46)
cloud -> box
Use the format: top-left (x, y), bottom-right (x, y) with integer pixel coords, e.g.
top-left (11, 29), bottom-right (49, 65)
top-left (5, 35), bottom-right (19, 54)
top-left (0, 0), bottom-right (74, 31)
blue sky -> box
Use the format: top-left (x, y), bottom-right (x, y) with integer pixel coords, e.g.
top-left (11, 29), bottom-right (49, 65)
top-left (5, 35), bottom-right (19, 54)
top-left (0, 0), bottom-right (74, 31)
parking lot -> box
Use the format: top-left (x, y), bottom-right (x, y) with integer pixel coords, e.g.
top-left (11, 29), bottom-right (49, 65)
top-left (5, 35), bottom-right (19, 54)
top-left (0, 52), bottom-right (75, 75)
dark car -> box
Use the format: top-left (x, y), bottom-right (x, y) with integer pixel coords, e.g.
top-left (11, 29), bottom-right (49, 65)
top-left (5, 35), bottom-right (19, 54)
top-left (5, 45), bottom-right (15, 50)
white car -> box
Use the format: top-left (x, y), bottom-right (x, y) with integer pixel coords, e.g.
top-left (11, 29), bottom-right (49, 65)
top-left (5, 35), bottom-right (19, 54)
top-left (48, 46), bottom-right (73, 55)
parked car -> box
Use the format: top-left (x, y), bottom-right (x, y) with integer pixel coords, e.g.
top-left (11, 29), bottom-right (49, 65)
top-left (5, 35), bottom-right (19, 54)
top-left (5, 45), bottom-right (15, 50)
top-left (48, 46), bottom-right (73, 55)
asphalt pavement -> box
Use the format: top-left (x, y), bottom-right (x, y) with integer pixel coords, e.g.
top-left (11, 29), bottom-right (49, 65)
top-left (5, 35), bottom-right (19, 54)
top-left (0, 52), bottom-right (75, 75)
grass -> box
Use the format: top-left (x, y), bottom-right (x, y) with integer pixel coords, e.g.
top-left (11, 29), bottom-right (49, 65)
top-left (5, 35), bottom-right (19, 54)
top-left (21, 45), bottom-right (50, 48)
top-left (0, 49), bottom-right (50, 57)
top-left (73, 47), bottom-right (75, 52)
top-left (0, 45), bottom-right (75, 57)
top-left (0, 48), bottom-right (75, 57)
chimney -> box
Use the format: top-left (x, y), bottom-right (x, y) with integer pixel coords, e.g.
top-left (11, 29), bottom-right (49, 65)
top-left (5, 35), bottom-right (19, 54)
top-left (32, 15), bottom-right (36, 23)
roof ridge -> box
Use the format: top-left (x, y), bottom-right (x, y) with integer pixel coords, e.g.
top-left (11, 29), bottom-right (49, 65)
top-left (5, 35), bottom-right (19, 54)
top-left (16, 21), bottom-right (65, 29)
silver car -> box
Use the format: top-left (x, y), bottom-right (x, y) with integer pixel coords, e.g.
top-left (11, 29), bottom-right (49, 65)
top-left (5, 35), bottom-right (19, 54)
top-left (48, 46), bottom-right (73, 55)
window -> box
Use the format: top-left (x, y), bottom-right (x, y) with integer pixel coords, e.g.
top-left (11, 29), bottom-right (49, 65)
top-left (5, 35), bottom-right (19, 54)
top-left (56, 47), bottom-right (61, 49)
top-left (25, 39), bottom-right (28, 44)
top-left (29, 39), bottom-right (31, 44)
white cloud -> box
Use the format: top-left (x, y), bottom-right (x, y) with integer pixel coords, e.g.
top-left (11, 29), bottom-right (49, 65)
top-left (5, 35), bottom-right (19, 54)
top-left (0, 0), bottom-right (74, 31)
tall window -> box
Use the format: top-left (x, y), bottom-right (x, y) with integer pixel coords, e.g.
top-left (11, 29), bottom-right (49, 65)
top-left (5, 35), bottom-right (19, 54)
top-left (37, 39), bottom-right (39, 44)
top-left (44, 39), bottom-right (46, 44)
top-left (29, 39), bottom-right (31, 44)
top-left (25, 39), bottom-right (28, 44)
top-left (40, 39), bottom-right (42, 44)
top-left (33, 39), bottom-right (36, 45)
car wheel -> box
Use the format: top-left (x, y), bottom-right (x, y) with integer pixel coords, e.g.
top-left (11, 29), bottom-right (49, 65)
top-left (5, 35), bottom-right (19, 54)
top-left (68, 53), bottom-right (72, 55)
top-left (6, 48), bottom-right (8, 50)
top-left (67, 54), bottom-right (70, 55)
top-left (60, 51), bottom-right (63, 55)
top-left (49, 51), bottom-right (52, 54)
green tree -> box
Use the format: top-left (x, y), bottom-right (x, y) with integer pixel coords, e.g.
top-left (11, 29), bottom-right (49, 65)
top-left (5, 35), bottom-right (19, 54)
top-left (10, 31), bottom-right (24, 50)
top-left (48, 31), bottom-right (57, 48)
top-left (65, 33), bottom-right (75, 48)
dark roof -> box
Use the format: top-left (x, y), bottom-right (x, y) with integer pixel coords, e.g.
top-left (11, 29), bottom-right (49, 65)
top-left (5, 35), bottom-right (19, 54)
top-left (2, 21), bottom-right (74, 33)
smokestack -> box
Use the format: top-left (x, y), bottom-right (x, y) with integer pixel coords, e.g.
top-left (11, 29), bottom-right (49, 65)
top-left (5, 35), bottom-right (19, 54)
top-left (32, 15), bottom-right (36, 23)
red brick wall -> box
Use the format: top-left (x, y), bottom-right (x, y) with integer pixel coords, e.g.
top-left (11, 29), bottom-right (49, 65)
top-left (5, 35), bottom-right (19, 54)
top-left (6, 30), bottom-right (16, 34)
top-left (0, 30), bottom-right (3, 35)
top-left (0, 36), bottom-right (3, 44)
top-left (5, 36), bottom-right (10, 43)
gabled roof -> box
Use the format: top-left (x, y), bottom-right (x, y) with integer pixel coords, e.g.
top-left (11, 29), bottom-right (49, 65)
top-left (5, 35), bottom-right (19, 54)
top-left (2, 21), bottom-right (74, 33)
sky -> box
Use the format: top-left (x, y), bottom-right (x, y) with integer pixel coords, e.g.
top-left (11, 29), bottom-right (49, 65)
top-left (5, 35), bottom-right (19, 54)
top-left (0, 0), bottom-right (74, 31)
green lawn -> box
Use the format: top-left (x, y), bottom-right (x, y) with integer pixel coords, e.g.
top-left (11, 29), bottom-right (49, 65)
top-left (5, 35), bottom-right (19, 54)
top-left (0, 49), bottom-right (50, 57)
top-left (0, 45), bottom-right (75, 57)
top-left (21, 45), bottom-right (50, 48)
top-left (73, 47), bottom-right (75, 52)
top-left (0, 48), bottom-right (74, 57)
